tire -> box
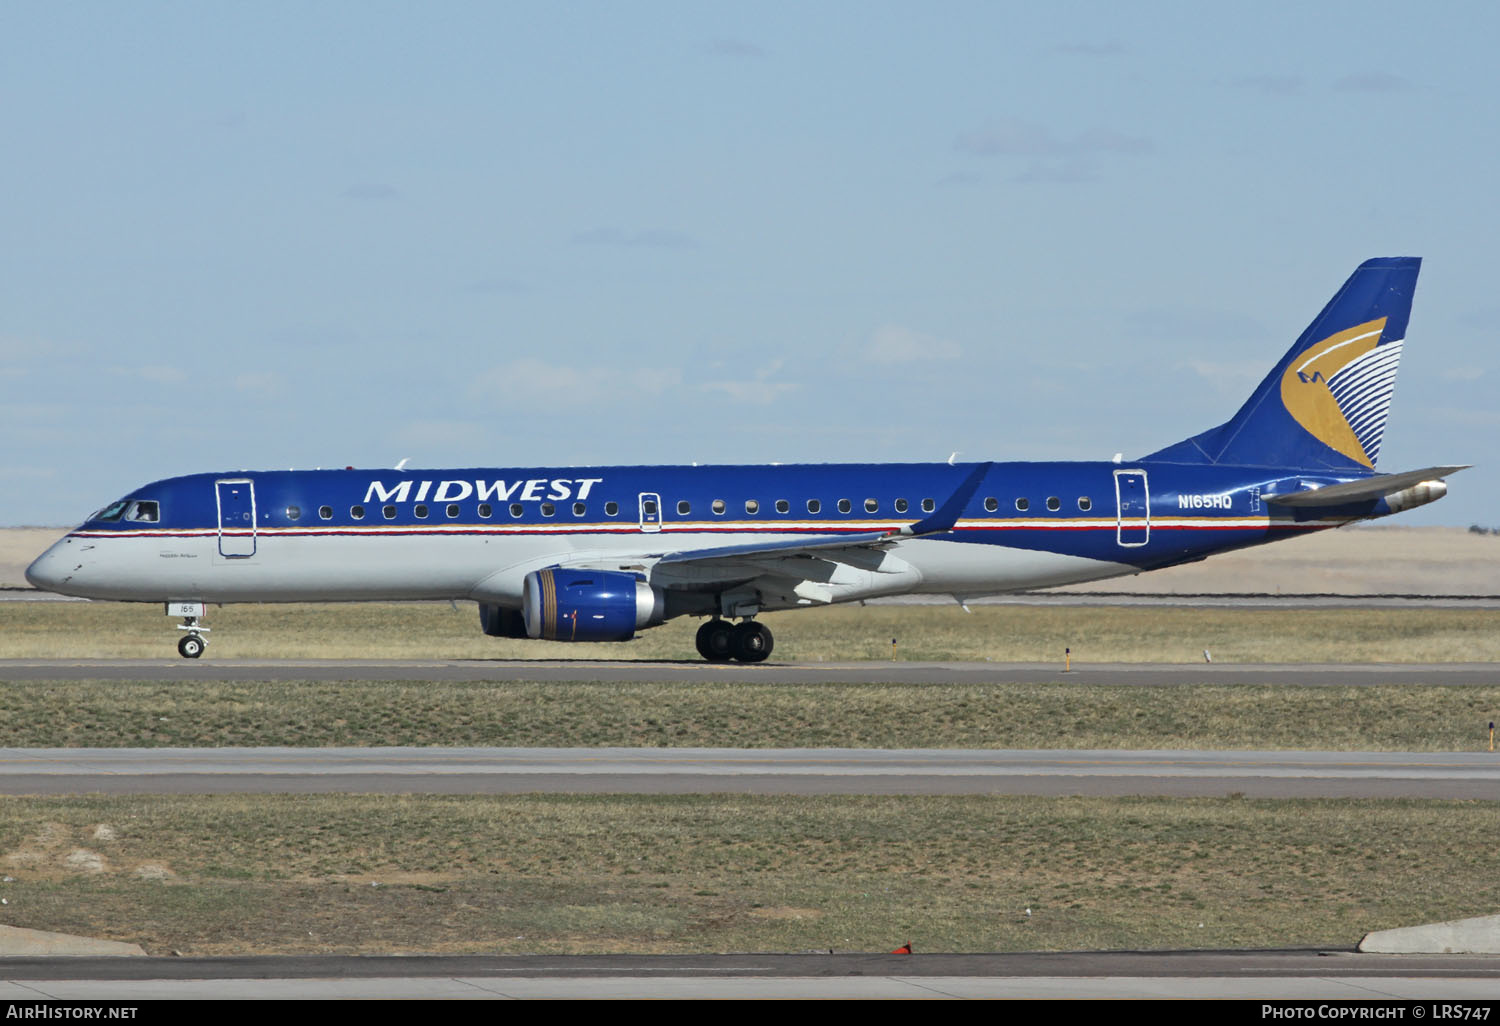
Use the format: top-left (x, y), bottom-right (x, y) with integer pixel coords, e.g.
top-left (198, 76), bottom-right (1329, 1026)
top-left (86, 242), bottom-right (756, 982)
top-left (696, 620), bottom-right (735, 662)
top-left (732, 621), bottom-right (773, 663)
top-left (178, 634), bottom-right (205, 659)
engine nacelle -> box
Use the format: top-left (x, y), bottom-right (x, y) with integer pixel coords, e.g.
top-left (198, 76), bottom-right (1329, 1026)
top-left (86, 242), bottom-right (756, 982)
top-left (478, 603), bottom-right (528, 638)
top-left (522, 568), bottom-right (665, 642)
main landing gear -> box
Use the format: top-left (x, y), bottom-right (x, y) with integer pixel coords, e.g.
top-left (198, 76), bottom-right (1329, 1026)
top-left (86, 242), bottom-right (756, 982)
top-left (695, 619), bottom-right (773, 663)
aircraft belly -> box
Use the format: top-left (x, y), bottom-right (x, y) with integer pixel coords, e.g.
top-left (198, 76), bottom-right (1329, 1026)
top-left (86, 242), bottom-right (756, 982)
top-left (42, 533), bottom-right (572, 603)
top-left (896, 538), bottom-right (1135, 595)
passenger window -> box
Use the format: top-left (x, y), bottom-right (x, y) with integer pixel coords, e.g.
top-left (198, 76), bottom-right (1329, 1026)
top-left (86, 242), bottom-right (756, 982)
top-left (775, 499), bottom-right (790, 514)
top-left (510, 503), bottom-right (524, 518)
top-left (541, 502), bottom-right (555, 517)
top-left (983, 497), bottom-right (998, 513)
top-left (678, 500), bottom-right (691, 515)
top-left (921, 498), bottom-right (935, 513)
top-left (414, 504), bottom-right (429, 519)
top-left (807, 499), bottom-right (821, 514)
top-left (643, 499), bottom-right (658, 515)
top-left (1015, 498), bottom-right (1029, 512)
top-left (1047, 496), bottom-right (1061, 511)
top-left (478, 503), bottom-right (492, 518)
top-left (448, 504), bottom-right (461, 518)
top-left (1078, 497), bottom-right (1092, 512)
top-left (838, 499), bottom-right (851, 514)
top-left (864, 498), bottom-right (878, 513)
top-left (319, 506), bottom-right (333, 520)
top-left (351, 505), bottom-right (365, 520)
top-left (712, 499), bottom-right (726, 515)
top-left (383, 505), bottom-right (396, 520)
top-left (894, 498), bottom-right (908, 513)
top-left (573, 502), bottom-right (586, 517)
top-left (285, 505), bottom-right (301, 522)
top-left (604, 501), bottom-right (619, 517)
top-left (745, 500), bottom-right (759, 514)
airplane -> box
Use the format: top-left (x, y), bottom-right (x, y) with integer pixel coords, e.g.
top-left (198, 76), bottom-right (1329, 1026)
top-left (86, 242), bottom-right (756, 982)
top-left (26, 257), bottom-right (1466, 661)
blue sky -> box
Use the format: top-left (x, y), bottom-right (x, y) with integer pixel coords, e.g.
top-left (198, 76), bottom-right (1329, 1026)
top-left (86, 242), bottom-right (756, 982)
top-left (3, 1), bottom-right (1495, 526)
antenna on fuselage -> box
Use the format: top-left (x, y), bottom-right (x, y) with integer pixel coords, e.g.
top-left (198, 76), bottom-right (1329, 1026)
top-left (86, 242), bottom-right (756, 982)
top-left (947, 452), bottom-right (960, 466)
top-left (394, 457), bottom-right (410, 471)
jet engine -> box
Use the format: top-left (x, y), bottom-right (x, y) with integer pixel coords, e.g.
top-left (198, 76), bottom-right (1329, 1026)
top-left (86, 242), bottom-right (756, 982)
top-left (522, 568), bottom-right (665, 642)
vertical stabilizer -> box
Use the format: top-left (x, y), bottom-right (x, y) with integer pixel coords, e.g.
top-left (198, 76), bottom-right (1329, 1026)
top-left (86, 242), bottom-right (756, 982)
top-left (1146, 257), bottom-right (1420, 470)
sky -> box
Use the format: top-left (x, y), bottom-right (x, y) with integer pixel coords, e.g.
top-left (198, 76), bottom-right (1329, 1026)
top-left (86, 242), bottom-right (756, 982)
top-left (3, 1), bottom-right (1497, 526)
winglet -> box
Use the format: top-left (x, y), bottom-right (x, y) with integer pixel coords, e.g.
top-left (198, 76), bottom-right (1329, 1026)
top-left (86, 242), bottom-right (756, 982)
top-left (897, 461), bottom-right (993, 537)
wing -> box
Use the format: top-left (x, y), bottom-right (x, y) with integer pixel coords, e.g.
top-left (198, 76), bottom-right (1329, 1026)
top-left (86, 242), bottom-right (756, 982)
top-left (556, 462), bottom-right (992, 611)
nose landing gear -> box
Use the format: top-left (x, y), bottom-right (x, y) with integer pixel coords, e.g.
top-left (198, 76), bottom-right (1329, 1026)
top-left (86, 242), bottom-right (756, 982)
top-left (177, 629), bottom-right (206, 659)
top-left (167, 602), bottom-right (209, 659)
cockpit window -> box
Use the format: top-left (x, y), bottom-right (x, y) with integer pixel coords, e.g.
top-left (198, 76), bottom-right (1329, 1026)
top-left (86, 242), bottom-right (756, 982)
top-left (124, 501), bottom-right (159, 523)
top-left (93, 500), bottom-right (130, 522)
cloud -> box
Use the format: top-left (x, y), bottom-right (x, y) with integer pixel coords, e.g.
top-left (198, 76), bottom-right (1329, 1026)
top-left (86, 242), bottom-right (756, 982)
top-left (571, 227), bottom-right (698, 250)
top-left (1055, 42), bottom-right (1125, 57)
top-left (934, 171), bottom-right (983, 188)
top-left (234, 372), bottom-right (282, 394)
top-left (1334, 72), bottom-right (1411, 92)
top-left (1231, 75), bottom-right (1306, 96)
top-left (343, 183), bottom-right (400, 201)
top-left (1011, 160), bottom-right (1099, 184)
top-left (472, 359), bottom-right (683, 406)
top-left (708, 38), bottom-right (767, 58)
top-left (464, 277), bottom-right (529, 295)
top-left (954, 118), bottom-right (1152, 158)
top-left (112, 365), bottom-right (188, 385)
top-left (392, 419), bottom-right (483, 448)
top-left (1125, 308), bottom-right (1265, 344)
top-left (700, 358), bottom-right (798, 404)
top-left (868, 325), bottom-right (962, 364)
top-left (1184, 359), bottom-right (1270, 394)
top-left (1432, 407), bottom-right (1500, 428)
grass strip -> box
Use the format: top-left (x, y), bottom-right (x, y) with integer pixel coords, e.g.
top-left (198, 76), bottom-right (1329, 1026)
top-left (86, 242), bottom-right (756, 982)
top-left (2, 680), bottom-right (1496, 751)
top-left (1, 793), bottom-right (1495, 956)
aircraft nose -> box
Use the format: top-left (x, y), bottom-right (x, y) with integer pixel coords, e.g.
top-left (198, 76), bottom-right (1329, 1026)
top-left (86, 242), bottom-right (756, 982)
top-left (25, 539), bottom-right (77, 594)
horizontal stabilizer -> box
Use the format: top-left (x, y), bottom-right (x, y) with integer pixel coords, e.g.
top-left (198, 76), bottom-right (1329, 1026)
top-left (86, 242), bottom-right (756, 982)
top-left (1264, 465), bottom-right (1469, 507)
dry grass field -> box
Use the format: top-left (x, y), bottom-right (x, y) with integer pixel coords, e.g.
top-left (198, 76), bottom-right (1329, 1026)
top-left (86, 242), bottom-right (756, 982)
top-left (1, 793), bottom-right (1497, 955)
top-left (1, 679), bottom-right (1495, 751)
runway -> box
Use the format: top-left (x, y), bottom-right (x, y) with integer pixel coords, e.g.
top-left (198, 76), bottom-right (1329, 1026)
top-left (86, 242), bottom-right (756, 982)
top-left (1, 745), bottom-right (1495, 798)
top-left (4, 951), bottom-right (1500, 999)
top-left (3, 657), bottom-right (1498, 685)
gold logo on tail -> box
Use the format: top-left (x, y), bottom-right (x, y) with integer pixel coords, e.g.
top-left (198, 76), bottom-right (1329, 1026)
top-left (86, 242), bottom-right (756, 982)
top-left (1279, 317), bottom-right (1387, 468)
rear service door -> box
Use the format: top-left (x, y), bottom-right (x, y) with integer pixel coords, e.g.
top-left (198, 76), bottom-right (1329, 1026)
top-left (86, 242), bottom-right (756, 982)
top-left (1113, 469), bottom-right (1149, 547)
top-left (215, 478), bottom-right (257, 557)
